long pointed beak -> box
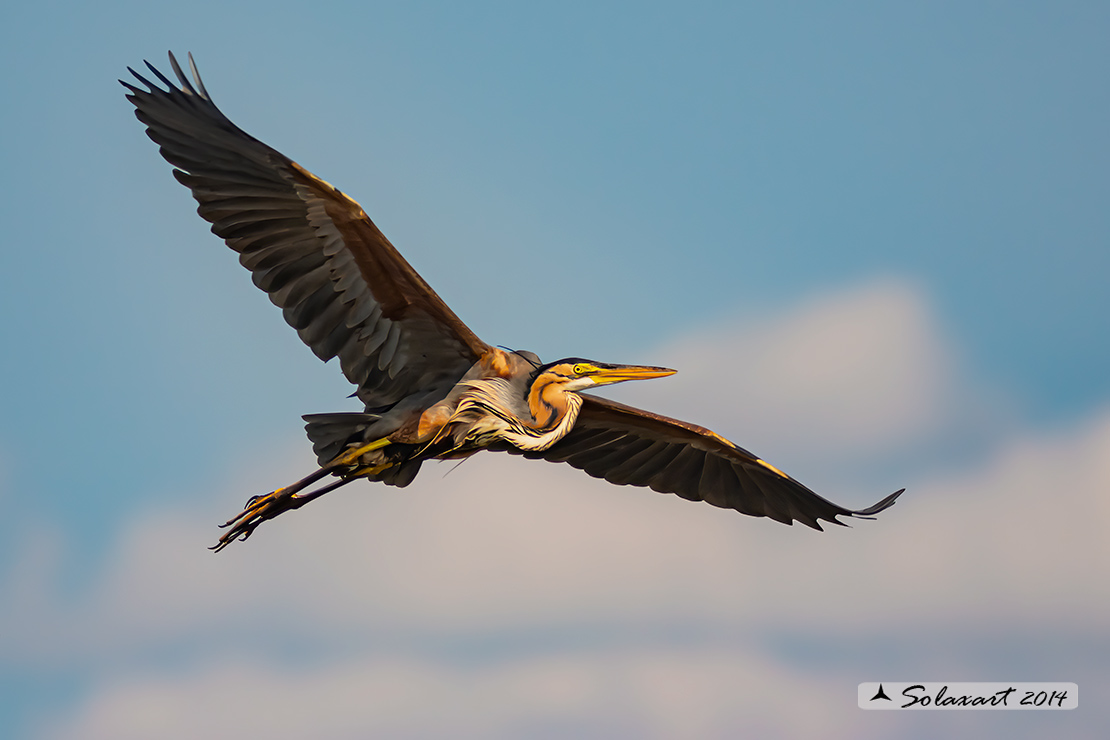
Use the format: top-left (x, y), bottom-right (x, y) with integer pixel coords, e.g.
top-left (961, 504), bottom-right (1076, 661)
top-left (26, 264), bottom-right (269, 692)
top-left (589, 364), bottom-right (676, 386)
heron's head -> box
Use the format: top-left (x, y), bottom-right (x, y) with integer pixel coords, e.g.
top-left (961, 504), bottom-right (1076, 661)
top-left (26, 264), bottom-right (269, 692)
top-left (533, 358), bottom-right (676, 393)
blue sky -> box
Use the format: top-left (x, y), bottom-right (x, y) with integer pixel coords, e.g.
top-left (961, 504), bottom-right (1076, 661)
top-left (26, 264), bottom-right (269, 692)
top-left (1, 2), bottom-right (1107, 738)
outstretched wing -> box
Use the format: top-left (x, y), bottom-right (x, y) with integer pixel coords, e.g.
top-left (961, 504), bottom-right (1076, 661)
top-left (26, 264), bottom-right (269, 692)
top-left (517, 395), bottom-right (903, 529)
top-left (122, 52), bottom-right (490, 408)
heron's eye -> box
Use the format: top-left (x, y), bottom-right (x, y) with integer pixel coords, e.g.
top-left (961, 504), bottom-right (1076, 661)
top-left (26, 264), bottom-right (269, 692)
top-left (572, 363), bottom-right (591, 375)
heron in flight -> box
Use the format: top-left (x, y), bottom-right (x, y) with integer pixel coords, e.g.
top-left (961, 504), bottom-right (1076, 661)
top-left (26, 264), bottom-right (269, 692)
top-left (122, 53), bottom-right (903, 552)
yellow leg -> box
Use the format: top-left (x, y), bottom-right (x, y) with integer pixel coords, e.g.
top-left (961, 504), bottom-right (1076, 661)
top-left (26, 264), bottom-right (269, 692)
top-left (331, 437), bottom-right (392, 467)
top-left (346, 462), bottom-right (393, 477)
top-left (211, 437), bottom-right (398, 553)
top-left (212, 476), bottom-right (354, 553)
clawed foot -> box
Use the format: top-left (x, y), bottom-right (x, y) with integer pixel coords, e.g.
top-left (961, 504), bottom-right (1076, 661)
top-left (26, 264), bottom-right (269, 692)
top-left (212, 487), bottom-right (293, 552)
top-left (210, 438), bottom-right (394, 552)
top-left (211, 470), bottom-right (347, 552)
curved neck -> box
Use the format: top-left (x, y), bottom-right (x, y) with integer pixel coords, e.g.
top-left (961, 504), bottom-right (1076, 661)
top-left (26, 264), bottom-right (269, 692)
top-left (527, 375), bottom-right (573, 430)
top-left (495, 375), bottom-right (578, 451)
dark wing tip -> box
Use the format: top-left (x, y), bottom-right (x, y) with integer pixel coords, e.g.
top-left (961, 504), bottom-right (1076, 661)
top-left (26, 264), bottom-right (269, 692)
top-left (121, 52), bottom-right (210, 101)
top-left (848, 487), bottom-right (905, 519)
top-left (187, 52), bottom-right (211, 99)
top-left (166, 51), bottom-right (196, 95)
top-left (143, 58), bottom-right (177, 90)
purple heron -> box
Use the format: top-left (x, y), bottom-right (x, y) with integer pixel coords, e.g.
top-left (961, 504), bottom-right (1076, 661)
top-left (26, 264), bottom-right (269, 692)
top-left (122, 53), bottom-right (903, 552)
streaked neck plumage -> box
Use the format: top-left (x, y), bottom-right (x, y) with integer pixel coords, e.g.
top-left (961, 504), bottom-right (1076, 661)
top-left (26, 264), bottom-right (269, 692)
top-left (444, 371), bottom-right (584, 453)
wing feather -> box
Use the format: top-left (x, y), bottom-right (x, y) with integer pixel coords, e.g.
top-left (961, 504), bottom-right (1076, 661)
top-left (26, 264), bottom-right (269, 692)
top-left (124, 52), bottom-right (490, 408)
top-left (518, 395), bottom-right (903, 530)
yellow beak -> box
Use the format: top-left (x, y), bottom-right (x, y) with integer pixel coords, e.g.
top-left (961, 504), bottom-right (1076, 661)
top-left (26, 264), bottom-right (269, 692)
top-left (589, 364), bottom-right (677, 386)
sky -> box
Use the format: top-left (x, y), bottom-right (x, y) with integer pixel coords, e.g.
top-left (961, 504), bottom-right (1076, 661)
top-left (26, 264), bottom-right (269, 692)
top-left (1, 1), bottom-right (1107, 737)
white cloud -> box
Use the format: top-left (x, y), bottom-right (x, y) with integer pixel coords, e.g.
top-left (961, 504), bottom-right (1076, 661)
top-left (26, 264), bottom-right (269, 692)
top-left (39, 647), bottom-right (873, 740)
top-left (610, 278), bottom-right (991, 471)
top-left (6, 280), bottom-right (1108, 738)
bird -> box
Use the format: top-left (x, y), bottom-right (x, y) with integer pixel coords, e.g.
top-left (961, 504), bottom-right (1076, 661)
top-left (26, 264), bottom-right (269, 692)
top-left (121, 52), bottom-right (904, 552)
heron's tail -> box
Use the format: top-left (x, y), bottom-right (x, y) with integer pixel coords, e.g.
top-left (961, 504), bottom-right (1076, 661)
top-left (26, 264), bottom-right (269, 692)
top-left (304, 412), bottom-right (425, 488)
top-left (302, 412), bottom-right (382, 465)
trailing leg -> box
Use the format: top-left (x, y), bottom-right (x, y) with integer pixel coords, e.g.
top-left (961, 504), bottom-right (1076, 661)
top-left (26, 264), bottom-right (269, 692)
top-left (211, 437), bottom-right (394, 552)
top-left (212, 475), bottom-right (355, 552)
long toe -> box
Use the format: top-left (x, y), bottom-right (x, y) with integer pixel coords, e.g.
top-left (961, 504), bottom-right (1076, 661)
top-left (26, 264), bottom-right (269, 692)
top-left (211, 476), bottom-right (353, 552)
top-left (212, 489), bottom-right (292, 552)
